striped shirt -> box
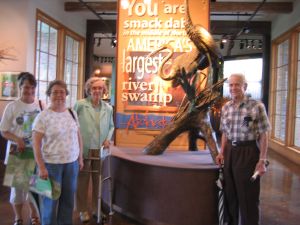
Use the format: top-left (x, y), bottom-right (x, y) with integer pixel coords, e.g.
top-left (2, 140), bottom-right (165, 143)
top-left (220, 96), bottom-right (271, 141)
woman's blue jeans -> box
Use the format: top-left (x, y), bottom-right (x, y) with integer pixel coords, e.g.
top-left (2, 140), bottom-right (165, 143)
top-left (41, 161), bottom-right (79, 225)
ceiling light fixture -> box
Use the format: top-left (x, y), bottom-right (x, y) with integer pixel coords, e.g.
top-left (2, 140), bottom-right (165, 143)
top-left (111, 38), bottom-right (117, 48)
top-left (239, 40), bottom-right (244, 49)
top-left (94, 68), bottom-right (101, 75)
top-left (220, 42), bottom-right (224, 49)
top-left (217, 37), bottom-right (263, 51)
top-left (121, 0), bottom-right (130, 9)
top-left (97, 38), bottom-right (101, 47)
top-left (246, 39), bottom-right (251, 49)
top-left (258, 40), bottom-right (263, 49)
top-left (243, 27), bottom-right (251, 34)
top-left (251, 40), bottom-right (256, 49)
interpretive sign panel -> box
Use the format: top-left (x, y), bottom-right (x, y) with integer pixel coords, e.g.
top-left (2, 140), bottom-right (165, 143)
top-left (115, 0), bottom-right (209, 146)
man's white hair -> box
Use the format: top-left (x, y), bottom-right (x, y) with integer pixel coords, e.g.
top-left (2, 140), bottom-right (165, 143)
top-left (229, 73), bottom-right (247, 84)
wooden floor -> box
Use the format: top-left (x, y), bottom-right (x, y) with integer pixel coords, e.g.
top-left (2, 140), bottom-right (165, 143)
top-left (0, 150), bottom-right (299, 225)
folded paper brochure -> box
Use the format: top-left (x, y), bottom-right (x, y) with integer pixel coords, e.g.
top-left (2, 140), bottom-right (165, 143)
top-left (29, 175), bottom-right (61, 200)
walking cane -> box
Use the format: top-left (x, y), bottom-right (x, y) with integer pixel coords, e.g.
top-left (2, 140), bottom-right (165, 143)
top-left (216, 165), bottom-right (224, 225)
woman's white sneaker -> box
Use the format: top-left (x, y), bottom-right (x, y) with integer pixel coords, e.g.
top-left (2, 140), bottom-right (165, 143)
top-left (79, 211), bottom-right (90, 223)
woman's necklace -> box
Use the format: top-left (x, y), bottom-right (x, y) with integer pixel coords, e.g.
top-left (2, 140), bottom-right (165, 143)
top-left (92, 99), bottom-right (100, 108)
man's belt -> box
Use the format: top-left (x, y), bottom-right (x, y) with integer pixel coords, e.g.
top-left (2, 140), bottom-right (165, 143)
top-left (228, 140), bottom-right (257, 147)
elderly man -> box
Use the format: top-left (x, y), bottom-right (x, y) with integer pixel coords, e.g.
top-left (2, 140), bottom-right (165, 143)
top-left (216, 73), bottom-right (271, 225)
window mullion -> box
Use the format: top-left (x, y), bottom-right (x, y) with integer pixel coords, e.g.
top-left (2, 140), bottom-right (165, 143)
top-left (46, 24), bottom-right (51, 86)
top-left (56, 28), bottom-right (64, 81)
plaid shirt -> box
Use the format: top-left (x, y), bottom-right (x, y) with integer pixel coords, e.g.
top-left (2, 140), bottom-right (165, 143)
top-left (220, 96), bottom-right (271, 141)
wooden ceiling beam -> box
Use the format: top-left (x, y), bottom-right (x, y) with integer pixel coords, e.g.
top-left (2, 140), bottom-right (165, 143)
top-left (211, 2), bottom-right (293, 14)
top-left (65, 2), bottom-right (116, 11)
top-left (65, 1), bottom-right (293, 14)
top-left (211, 21), bottom-right (271, 35)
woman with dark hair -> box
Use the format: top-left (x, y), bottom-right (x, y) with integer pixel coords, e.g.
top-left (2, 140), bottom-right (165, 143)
top-left (32, 80), bottom-right (83, 225)
top-left (0, 72), bottom-right (43, 225)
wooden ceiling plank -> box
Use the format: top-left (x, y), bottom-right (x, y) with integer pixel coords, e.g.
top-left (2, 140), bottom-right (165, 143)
top-left (64, 2), bottom-right (293, 14)
top-left (211, 21), bottom-right (271, 35)
top-left (64, 2), bottom-right (116, 11)
top-left (211, 2), bottom-right (293, 14)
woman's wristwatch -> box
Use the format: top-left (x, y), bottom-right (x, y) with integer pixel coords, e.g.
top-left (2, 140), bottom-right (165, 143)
top-left (259, 158), bottom-right (269, 166)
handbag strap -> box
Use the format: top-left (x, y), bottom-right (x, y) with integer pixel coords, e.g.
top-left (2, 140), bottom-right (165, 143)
top-left (38, 100), bottom-right (43, 111)
top-left (68, 108), bottom-right (76, 121)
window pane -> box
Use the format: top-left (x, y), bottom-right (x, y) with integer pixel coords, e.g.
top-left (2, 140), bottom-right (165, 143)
top-left (39, 52), bottom-right (48, 80)
top-left (66, 96), bottom-right (71, 108)
top-left (36, 14), bottom-right (81, 108)
top-left (49, 27), bottom-right (58, 55)
top-left (65, 36), bottom-right (73, 61)
top-left (274, 40), bottom-right (289, 141)
top-left (294, 118), bottom-right (300, 147)
top-left (35, 51), bottom-right (40, 76)
top-left (275, 91), bottom-right (287, 115)
top-left (37, 80), bottom-right (48, 103)
top-left (66, 84), bottom-right (72, 107)
top-left (295, 90), bottom-right (300, 147)
top-left (223, 58), bottom-right (263, 100)
top-left (40, 22), bottom-right (49, 52)
top-left (295, 34), bottom-right (300, 147)
top-left (298, 61), bottom-right (300, 88)
top-left (277, 40), bottom-right (289, 66)
top-left (72, 63), bottom-right (78, 84)
top-left (274, 115), bottom-right (286, 141)
top-left (70, 85), bottom-right (78, 107)
top-left (36, 21), bottom-right (41, 51)
top-left (36, 17), bottom-right (59, 102)
top-left (276, 66), bottom-right (288, 91)
top-left (65, 61), bottom-right (72, 83)
top-left (73, 40), bottom-right (79, 62)
top-left (283, 42), bottom-right (289, 65)
top-left (296, 90), bottom-right (300, 117)
top-left (247, 82), bottom-right (261, 100)
top-left (298, 34), bottom-right (300, 59)
top-left (49, 55), bottom-right (57, 81)
top-left (64, 35), bottom-right (79, 105)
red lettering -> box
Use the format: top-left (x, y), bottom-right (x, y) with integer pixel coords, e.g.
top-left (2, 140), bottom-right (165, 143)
top-left (124, 114), bottom-right (170, 131)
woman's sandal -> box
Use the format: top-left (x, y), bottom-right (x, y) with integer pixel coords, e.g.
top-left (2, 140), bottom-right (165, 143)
top-left (13, 219), bottom-right (23, 225)
top-left (30, 217), bottom-right (41, 225)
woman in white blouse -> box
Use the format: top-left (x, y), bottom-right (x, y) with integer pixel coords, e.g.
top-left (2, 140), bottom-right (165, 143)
top-left (32, 80), bottom-right (83, 225)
